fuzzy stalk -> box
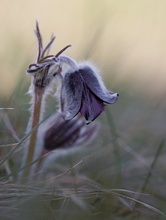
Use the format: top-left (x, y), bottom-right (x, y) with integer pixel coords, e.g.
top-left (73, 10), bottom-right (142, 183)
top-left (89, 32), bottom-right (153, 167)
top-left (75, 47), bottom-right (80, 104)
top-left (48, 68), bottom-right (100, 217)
top-left (21, 86), bottom-right (44, 181)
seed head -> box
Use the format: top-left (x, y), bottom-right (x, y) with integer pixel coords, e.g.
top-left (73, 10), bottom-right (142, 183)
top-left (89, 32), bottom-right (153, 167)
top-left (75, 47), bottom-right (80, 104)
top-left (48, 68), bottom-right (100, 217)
top-left (27, 21), bottom-right (71, 89)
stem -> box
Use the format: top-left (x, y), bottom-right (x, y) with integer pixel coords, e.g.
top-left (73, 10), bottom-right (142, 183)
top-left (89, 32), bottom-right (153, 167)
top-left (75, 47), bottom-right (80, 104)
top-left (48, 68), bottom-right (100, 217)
top-left (22, 87), bottom-right (44, 181)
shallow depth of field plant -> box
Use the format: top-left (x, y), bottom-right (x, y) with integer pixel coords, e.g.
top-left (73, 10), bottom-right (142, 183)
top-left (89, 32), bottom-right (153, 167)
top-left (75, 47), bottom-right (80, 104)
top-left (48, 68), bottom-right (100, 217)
top-left (0, 21), bottom-right (166, 220)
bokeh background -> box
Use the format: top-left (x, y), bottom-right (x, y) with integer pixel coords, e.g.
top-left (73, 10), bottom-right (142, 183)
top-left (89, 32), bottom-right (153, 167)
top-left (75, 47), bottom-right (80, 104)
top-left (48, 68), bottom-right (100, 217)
top-left (1, 0), bottom-right (166, 98)
top-left (1, 0), bottom-right (166, 219)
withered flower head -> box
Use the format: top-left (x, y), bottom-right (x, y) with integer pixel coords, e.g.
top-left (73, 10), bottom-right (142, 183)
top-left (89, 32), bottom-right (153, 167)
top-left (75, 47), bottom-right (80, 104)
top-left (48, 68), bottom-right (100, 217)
top-left (61, 63), bottom-right (119, 124)
top-left (44, 113), bottom-right (97, 151)
top-left (27, 21), bottom-right (71, 89)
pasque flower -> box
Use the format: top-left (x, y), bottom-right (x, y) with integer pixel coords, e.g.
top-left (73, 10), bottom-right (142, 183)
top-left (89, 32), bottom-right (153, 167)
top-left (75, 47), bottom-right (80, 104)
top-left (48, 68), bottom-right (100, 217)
top-left (21, 22), bottom-right (74, 180)
top-left (21, 21), bottom-right (119, 181)
top-left (43, 113), bottom-right (97, 151)
top-left (61, 63), bottom-right (119, 124)
top-left (26, 22), bottom-right (118, 125)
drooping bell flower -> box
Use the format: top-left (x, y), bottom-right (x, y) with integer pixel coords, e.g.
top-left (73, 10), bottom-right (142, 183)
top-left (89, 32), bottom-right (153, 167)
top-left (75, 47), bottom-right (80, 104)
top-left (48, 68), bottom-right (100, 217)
top-left (61, 63), bottom-right (119, 124)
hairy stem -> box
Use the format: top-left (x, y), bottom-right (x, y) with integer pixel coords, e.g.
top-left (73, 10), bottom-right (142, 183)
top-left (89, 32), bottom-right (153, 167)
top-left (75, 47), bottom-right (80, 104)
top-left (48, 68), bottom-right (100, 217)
top-left (22, 87), bottom-right (44, 181)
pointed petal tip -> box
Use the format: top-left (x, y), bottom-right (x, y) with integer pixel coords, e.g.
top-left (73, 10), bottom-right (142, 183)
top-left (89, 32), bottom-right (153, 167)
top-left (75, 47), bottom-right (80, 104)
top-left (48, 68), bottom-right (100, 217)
top-left (105, 92), bottom-right (119, 104)
top-left (114, 93), bottom-right (119, 101)
top-left (85, 120), bottom-right (92, 125)
top-left (65, 111), bottom-right (76, 121)
top-left (115, 92), bottom-right (119, 100)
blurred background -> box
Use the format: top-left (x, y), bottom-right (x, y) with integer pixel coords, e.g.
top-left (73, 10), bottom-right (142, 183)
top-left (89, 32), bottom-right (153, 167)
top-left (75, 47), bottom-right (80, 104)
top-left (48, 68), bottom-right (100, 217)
top-left (1, 0), bottom-right (166, 219)
top-left (1, 0), bottom-right (166, 98)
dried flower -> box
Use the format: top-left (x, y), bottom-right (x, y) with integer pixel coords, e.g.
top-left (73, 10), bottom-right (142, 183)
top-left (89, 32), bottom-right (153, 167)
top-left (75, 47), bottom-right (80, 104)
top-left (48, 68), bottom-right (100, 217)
top-left (61, 63), bottom-right (119, 124)
top-left (21, 21), bottom-right (73, 181)
top-left (43, 113), bottom-right (97, 151)
top-left (27, 21), bottom-right (71, 89)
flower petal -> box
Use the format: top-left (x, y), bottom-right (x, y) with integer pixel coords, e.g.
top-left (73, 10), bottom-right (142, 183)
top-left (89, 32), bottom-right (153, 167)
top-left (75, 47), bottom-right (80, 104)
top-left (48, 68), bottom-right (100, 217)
top-left (79, 66), bottom-right (119, 104)
top-left (80, 83), bottom-right (105, 124)
top-left (63, 70), bottom-right (83, 120)
top-left (44, 115), bottom-right (85, 151)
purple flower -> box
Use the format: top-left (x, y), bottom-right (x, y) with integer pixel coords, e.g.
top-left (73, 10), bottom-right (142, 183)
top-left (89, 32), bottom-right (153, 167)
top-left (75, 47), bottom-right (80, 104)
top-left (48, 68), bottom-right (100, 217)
top-left (44, 113), bottom-right (97, 151)
top-left (61, 64), bottom-right (119, 124)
